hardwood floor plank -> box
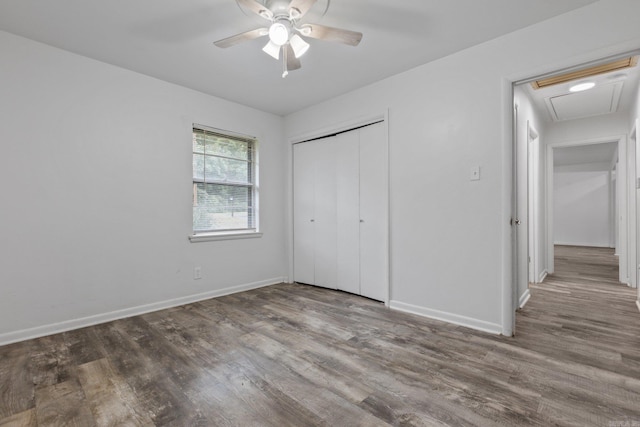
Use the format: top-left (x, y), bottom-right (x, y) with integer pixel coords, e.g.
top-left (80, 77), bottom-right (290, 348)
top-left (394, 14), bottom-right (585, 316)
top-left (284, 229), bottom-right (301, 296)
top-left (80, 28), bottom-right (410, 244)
top-left (77, 358), bottom-right (154, 426)
top-left (0, 408), bottom-right (37, 427)
top-left (90, 322), bottom-right (198, 426)
top-left (63, 328), bottom-right (107, 367)
top-left (34, 378), bottom-right (96, 426)
top-left (0, 342), bottom-right (34, 419)
top-left (30, 335), bottom-right (75, 388)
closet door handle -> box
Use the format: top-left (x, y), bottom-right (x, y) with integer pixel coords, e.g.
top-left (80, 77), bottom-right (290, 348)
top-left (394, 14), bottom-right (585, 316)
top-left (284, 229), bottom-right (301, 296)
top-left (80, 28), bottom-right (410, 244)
top-left (310, 219), bottom-right (315, 222)
top-left (360, 219), bottom-right (364, 223)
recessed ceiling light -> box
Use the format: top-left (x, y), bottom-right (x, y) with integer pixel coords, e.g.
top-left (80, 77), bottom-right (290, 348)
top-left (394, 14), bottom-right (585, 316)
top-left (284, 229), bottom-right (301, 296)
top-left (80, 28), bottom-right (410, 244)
top-left (569, 82), bottom-right (596, 92)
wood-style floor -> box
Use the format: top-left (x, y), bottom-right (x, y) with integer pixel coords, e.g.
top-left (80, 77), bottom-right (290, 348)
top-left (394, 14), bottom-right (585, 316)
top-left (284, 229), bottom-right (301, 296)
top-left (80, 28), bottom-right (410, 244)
top-left (1, 246), bottom-right (640, 426)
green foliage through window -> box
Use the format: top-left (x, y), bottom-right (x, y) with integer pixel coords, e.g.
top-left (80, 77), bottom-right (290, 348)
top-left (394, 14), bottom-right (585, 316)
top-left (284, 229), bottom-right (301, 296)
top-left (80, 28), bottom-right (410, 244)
top-left (192, 127), bottom-right (256, 232)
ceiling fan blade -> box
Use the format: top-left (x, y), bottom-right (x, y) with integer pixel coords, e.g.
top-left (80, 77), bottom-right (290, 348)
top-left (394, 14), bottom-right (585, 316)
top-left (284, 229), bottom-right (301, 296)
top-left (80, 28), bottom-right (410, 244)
top-left (299, 24), bottom-right (362, 46)
top-left (288, 0), bottom-right (317, 19)
top-left (237, 0), bottom-right (273, 20)
top-left (286, 44), bottom-right (301, 71)
top-left (214, 28), bottom-right (268, 48)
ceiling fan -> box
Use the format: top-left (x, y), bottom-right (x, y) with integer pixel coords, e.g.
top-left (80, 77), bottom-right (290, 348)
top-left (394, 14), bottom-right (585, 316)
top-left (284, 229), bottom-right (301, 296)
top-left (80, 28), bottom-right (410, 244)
top-left (214, 0), bottom-right (363, 78)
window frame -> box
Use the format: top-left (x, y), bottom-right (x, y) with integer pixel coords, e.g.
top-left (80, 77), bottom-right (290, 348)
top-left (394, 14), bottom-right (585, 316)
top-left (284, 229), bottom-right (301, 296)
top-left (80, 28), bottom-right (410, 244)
top-left (189, 124), bottom-right (261, 242)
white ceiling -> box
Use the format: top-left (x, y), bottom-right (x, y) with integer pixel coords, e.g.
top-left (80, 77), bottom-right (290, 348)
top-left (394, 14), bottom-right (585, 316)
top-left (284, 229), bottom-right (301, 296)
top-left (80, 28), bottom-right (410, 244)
top-left (525, 63), bottom-right (640, 123)
top-left (0, 0), bottom-right (599, 115)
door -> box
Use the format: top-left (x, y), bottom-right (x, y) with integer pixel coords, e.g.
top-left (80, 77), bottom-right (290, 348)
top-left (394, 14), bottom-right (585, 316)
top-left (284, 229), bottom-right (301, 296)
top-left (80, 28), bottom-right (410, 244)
top-left (293, 141), bottom-right (316, 285)
top-left (336, 131), bottom-right (360, 295)
top-left (515, 107), bottom-right (528, 311)
top-left (359, 122), bottom-right (388, 301)
top-left (314, 137), bottom-right (338, 289)
top-left (293, 121), bottom-right (389, 301)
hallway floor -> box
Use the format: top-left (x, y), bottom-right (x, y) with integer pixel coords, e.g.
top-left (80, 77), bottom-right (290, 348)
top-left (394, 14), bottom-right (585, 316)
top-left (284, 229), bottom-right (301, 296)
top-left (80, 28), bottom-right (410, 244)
top-left (518, 245), bottom-right (640, 424)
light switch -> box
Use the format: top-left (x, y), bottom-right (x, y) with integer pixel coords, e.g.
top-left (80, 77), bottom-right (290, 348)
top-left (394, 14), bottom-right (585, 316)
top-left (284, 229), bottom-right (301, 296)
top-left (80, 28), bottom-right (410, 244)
top-left (470, 166), bottom-right (480, 181)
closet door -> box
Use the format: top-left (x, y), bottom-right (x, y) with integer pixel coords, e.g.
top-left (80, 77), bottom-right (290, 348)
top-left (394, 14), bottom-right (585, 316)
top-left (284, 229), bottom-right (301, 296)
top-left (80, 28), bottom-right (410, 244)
top-left (313, 138), bottom-right (338, 289)
top-left (359, 122), bottom-right (388, 301)
top-left (293, 141), bottom-right (316, 285)
top-left (336, 131), bottom-right (361, 295)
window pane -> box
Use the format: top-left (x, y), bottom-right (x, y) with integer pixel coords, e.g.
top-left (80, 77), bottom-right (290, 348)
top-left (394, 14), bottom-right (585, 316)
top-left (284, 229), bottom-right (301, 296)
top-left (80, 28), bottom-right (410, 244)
top-left (193, 154), bottom-right (205, 180)
top-left (193, 183), bottom-right (253, 231)
top-left (204, 155), bottom-right (250, 184)
top-left (205, 135), bottom-right (251, 160)
top-left (193, 133), bottom-right (205, 154)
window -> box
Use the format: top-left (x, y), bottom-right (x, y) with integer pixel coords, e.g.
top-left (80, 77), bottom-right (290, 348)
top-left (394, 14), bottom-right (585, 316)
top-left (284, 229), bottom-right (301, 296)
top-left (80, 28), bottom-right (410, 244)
top-left (192, 126), bottom-right (257, 236)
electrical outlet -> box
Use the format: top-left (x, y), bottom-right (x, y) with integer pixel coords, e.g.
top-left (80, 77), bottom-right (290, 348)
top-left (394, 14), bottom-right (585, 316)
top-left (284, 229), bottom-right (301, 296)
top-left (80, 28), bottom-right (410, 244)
top-left (470, 166), bottom-right (480, 181)
top-left (194, 267), bottom-right (202, 280)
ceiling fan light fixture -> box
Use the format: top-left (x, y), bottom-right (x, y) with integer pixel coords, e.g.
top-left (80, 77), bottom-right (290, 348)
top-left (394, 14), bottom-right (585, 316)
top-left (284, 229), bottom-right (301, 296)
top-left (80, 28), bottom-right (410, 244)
top-left (569, 81), bottom-right (596, 92)
top-left (298, 25), bottom-right (312, 36)
top-left (258, 9), bottom-right (273, 20)
top-left (268, 22), bottom-right (289, 46)
top-left (290, 34), bottom-right (310, 58)
top-left (262, 40), bottom-right (281, 59)
top-left (289, 7), bottom-right (301, 20)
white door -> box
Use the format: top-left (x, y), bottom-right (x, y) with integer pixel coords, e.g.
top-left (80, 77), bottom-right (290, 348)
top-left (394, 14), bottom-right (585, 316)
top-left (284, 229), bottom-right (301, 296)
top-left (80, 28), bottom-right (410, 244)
top-left (293, 141), bottom-right (316, 285)
top-left (618, 139), bottom-right (628, 284)
top-left (527, 124), bottom-right (539, 284)
top-left (516, 109), bottom-right (528, 310)
top-left (359, 122), bottom-right (388, 301)
top-left (628, 128), bottom-right (637, 288)
top-left (336, 131), bottom-right (361, 295)
top-left (636, 123), bottom-right (640, 299)
top-left (314, 138), bottom-right (338, 289)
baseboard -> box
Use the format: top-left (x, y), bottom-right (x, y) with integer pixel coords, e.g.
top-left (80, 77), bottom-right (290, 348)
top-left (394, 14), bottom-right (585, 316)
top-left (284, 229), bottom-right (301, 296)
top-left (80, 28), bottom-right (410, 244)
top-left (519, 289), bottom-right (531, 309)
top-left (0, 277), bottom-right (285, 347)
top-left (389, 300), bottom-right (502, 335)
top-left (554, 242), bottom-right (611, 248)
top-left (538, 270), bottom-right (548, 283)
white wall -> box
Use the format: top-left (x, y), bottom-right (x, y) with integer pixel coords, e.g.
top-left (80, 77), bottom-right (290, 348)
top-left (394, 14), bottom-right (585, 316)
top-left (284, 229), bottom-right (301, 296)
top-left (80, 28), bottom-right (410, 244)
top-left (285, 0), bottom-right (640, 334)
top-left (546, 113), bottom-right (629, 144)
top-left (554, 167), bottom-right (612, 247)
top-left (0, 31), bottom-right (287, 344)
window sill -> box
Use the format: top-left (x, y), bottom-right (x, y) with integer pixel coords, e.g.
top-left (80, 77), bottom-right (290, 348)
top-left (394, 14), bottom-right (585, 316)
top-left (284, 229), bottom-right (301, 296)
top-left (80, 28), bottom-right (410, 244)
top-left (189, 231), bottom-right (263, 243)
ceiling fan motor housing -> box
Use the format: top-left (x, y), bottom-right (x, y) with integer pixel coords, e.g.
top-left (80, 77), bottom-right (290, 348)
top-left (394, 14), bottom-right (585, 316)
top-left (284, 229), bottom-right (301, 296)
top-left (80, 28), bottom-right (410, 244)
top-left (265, 0), bottom-right (292, 16)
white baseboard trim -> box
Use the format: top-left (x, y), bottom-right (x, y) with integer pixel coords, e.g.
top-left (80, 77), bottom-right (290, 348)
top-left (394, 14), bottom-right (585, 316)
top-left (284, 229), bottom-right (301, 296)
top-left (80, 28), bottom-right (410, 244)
top-left (554, 242), bottom-right (611, 248)
top-left (538, 270), bottom-right (548, 283)
top-left (389, 300), bottom-right (502, 335)
top-left (0, 277), bottom-right (285, 347)
top-left (636, 300), bottom-right (640, 313)
top-left (519, 289), bottom-right (531, 309)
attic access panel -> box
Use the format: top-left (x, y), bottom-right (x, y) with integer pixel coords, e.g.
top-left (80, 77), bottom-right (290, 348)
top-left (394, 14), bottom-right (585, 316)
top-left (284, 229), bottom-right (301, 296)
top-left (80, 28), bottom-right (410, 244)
top-left (544, 81), bottom-right (623, 121)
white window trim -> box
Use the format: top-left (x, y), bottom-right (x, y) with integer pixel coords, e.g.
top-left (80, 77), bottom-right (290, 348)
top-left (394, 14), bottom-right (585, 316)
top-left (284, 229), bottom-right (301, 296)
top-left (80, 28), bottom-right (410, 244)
top-left (191, 124), bottom-right (260, 240)
top-left (189, 230), bottom-right (263, 243)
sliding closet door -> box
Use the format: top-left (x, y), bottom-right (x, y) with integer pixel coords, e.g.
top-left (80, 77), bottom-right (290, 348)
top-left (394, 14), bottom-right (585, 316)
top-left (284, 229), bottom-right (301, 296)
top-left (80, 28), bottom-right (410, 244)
top-left (314, 137), bottom-right (338, 289)
top-left (336, 131), bottom-right (361, 295)
top-left (359, 122), bottom-right (388, 301)
top-left (293, 141), bottom-right (316, 285)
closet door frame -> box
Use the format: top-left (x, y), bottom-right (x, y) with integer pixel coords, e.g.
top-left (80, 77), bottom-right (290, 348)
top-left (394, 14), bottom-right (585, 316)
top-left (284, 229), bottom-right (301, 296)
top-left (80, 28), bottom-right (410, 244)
top-left (287, 111), bottom-right (390, 306)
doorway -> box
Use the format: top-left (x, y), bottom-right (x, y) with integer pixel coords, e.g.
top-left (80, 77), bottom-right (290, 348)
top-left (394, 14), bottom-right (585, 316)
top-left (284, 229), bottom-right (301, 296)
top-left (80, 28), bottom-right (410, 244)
top-left (512, 53), bottom-right (640, 333)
